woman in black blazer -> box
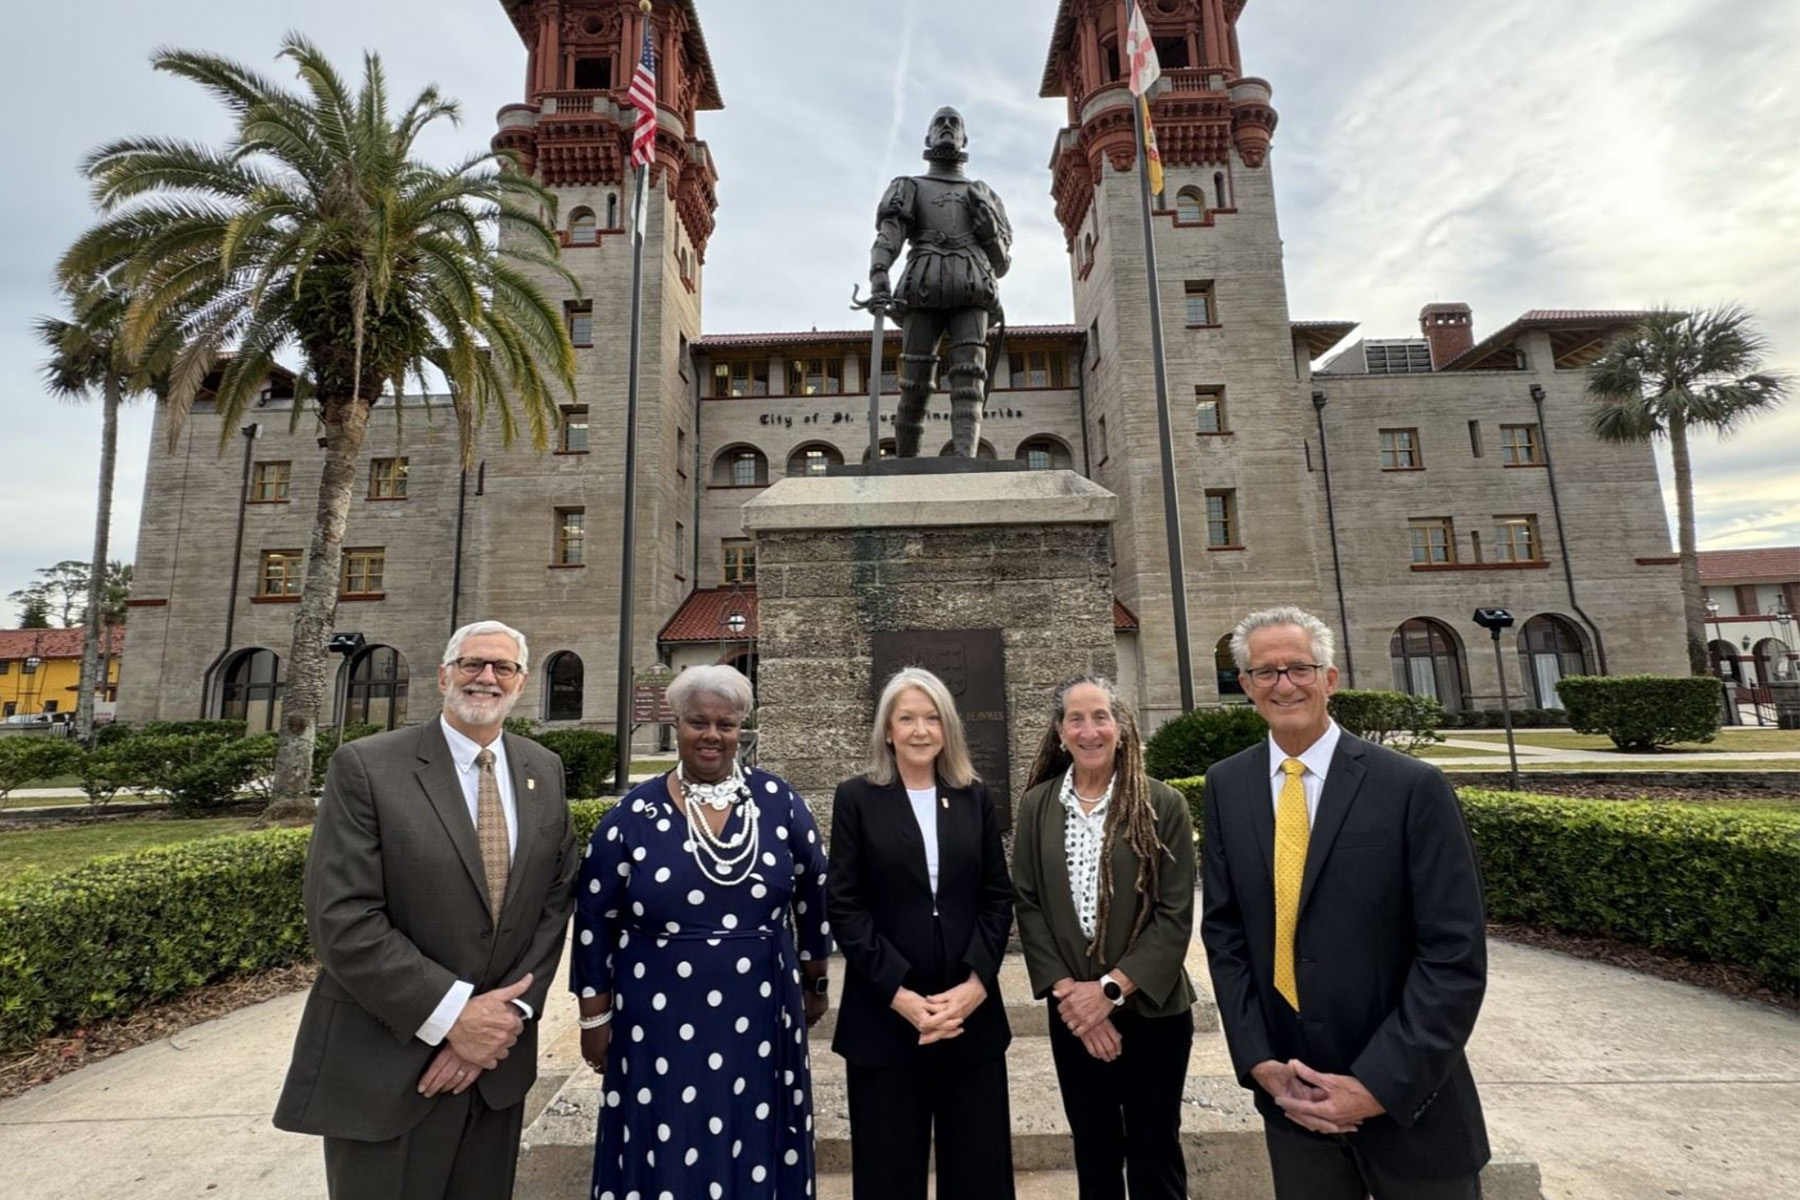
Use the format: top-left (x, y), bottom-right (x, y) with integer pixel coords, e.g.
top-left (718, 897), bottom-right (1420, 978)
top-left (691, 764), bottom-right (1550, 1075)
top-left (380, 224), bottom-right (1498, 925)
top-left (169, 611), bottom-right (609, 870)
top-left (827, 666), bottom-right (1016, 1200)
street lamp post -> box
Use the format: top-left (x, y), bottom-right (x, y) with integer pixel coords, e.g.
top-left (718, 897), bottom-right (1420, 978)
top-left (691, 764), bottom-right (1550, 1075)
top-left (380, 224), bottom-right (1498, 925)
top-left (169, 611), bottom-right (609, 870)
top-left (1473, 608), bottom-right (1520, 791)
top-left (1705, 597), bottom-right (1734, 725)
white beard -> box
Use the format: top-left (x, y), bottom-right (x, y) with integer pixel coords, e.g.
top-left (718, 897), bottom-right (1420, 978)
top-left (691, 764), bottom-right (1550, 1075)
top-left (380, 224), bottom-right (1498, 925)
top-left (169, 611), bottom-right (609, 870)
top-left (443, 684), bottom-right (522, 729)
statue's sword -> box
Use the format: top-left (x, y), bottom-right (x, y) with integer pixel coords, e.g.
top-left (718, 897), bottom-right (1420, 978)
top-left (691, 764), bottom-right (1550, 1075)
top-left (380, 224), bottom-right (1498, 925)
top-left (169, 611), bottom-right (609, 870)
top-left (850, 285), bottom-right (902, 466)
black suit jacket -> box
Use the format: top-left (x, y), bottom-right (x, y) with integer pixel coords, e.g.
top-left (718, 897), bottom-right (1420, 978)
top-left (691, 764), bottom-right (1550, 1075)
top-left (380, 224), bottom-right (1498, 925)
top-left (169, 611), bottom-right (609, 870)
top-left (826, 774), bottom-right (1014, 1067)
top-left (1200, 731), bottom-right (1491, 1179)
top-left (274, 721), bottom-right (578, 1142)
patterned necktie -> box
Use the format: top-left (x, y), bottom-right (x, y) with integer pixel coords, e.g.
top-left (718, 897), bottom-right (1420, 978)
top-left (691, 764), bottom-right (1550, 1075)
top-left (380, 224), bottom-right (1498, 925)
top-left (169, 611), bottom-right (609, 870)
top-left (1273, 757), bottom-right (1310, 1011)
top-left (474, 748), bottom-right (509, 924)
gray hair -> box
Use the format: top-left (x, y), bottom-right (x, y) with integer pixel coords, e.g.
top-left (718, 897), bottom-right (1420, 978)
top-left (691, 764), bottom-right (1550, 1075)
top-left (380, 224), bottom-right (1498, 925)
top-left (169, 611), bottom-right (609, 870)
top-left (443, 620), bottom-right (530, 673)
top-left (665, 664), bottom-right (754, 720)
top-left (865, 668), bottom-right (978, 789)
top-left (1229, 606), bottom-right (1337, 671)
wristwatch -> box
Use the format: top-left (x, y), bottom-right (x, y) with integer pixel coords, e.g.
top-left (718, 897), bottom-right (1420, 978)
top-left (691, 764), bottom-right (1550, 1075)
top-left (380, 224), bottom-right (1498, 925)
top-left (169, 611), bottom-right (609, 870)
top-left (1100, 973), bottom-right (1126, 1007)
top-left (809, 975), bottom-right (830, 997)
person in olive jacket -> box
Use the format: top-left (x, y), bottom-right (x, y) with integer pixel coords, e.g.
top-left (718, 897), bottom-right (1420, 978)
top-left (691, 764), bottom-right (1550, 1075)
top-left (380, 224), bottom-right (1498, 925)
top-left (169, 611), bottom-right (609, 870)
top-left (1013, 674), bottom-right (1197, 1200)
top-left (827, 667), bottom-right (1016, 1200)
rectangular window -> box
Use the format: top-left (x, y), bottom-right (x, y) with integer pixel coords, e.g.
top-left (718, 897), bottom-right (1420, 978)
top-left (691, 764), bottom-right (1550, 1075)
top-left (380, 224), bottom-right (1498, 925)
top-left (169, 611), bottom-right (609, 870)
top-left (369, 457), bottom-right (408, 499)
top-left (341, 548), bottom-right (386, 595)
top-left (857, 355), bottom-right (901, 394)
top-left (800, 448), bottom-right (832, 477)
top-left (1468, 419), bottom-right (1484, 457)
top-left (1088, 319), bottom-right (1101, 369)
top-left (1195, 385), bottom-right (1227, 434)
top-left (2, 702), bottom-right (13, 716)
top-left (1501, 423), bottom-right (1542, 466)
top-left (1008, 349), bottom-right (1068, 389)
top-left (1410, 518), bottom-right (1456, 564)
top-left (786, 357), bottom-right (844, 396)
top-left (20, 660), bottom-right (38, 676)
top-left (1184, 280), bottom-right (1217, 326)
top-left (732, 451), bottom-right (762, 487)
top-left (1492, 515), bottom-right (1542, 562)
top-left (566, 301), bottom-right (593, 348)
top-left (555, 507), bottom-right (586, 566)
top-left (722, 538), bottom-right (756, 584)
top-left (1096, 414), bottom-right (1109, 463)
top-left (250, 460), bottom-right (290, 502)
top-left (676, 428), bottom-right (688, 477)
top-left (0, 660), bottom-right (9, 675)
top-left (1205, 489), bottom-right (1239, 548)
top-left (42, 700), bottom-right (57, 714)
top-left (1380, 428), bottom-right (1422, 470)
top-left (675, 521), bottom-right (686, 578)
top-left (258, 550), bottom-right (304, 597)
top-left (560, 406), bottom-right (589, 453)
top-left (711, 359), bottom-right (770, 398)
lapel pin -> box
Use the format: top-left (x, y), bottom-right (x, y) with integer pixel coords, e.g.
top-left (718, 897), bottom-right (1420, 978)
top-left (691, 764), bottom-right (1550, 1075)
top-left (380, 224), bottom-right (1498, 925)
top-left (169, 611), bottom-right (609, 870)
top-left (527, 777), bottom-right (537, 791)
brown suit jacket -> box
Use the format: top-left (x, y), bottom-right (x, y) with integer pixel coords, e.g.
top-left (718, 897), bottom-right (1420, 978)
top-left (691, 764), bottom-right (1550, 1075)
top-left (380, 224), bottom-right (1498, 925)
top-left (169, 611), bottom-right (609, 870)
top-left (274, 720), bottom-right (578, 1141)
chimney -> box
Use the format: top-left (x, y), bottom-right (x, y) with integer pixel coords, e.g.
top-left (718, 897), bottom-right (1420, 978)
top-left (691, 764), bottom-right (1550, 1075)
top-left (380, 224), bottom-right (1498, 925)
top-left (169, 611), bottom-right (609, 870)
top-left (1419, 303), bottom-right (1474, 369)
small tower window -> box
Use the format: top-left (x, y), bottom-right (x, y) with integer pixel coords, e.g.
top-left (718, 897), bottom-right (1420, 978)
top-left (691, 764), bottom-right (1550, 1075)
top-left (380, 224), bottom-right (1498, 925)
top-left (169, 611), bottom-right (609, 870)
top-left (569, 208), bottom-right (597, 245)
top-left (1214, 171), bottom-right (1229, 209)
top-left (1175, 188), bottom-right (1205, 223)
top-left (606, 193), bottom-right (619, 228)
top-left (573, 57), bottom-right (612, 90)
top-left (1153, 37), bottom-right (1189, 70)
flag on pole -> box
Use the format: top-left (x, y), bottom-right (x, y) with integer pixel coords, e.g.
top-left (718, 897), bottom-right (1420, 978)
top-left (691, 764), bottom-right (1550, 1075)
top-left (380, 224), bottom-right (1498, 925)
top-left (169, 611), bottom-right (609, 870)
top-left (629, 19), bottom-right (658, 168)
top-left (1125, 0), bottom-right (1165, 196)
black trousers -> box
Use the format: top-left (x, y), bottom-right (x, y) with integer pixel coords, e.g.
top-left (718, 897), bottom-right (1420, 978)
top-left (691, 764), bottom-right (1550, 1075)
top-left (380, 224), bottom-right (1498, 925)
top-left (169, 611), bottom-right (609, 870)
top-left (1047, 999), bottom-right (1193, 1200)
top-left (321, 1088), bottom-right (523, 1200)
top-left (846, 1050), bottom-right (1015, 1200)
top-left (1265, 1123), bottom-right (1482, 1200)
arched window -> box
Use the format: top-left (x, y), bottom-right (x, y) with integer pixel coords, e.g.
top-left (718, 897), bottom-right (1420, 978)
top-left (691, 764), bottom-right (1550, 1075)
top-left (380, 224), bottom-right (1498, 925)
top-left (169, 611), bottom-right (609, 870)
top-left (545, 651), bottom-right (584, 721)
top-left (1083, 231), bottom-right (1095, 268)
top-left (785, 443), bottom-right (843, 477)
top-left (937, 439), bottom-right (997, 459)
top-left (862, 438), bottom-right (898, 462)
top-left (1708, 639), bottom-right (1743, 684)
top-left (1389, 618), bottom-right (1466, 713)
top-left (1015, 436), bottom-right (1074, 471)
top-left (605, 193), bottom-right (619, 229)
top-left (1215, 634), bottom-right (1246, 701)
top-left (1754, 637), bottom-right (1796, 683)
top-left (220, 648), bottom-right (283, 731)
top-left (569, 208), bottom-right (597, 245)
top-left (1175, 188), bottom-right (1205, 223)
top-left (1517, 615), bottom-right (1588, 709)
top-left (711, 445), bottom-right (769, 487)
top-left (1214, 171), bottom-right (1229, 209)
top-left (343, 645), bottom-right (409, 729)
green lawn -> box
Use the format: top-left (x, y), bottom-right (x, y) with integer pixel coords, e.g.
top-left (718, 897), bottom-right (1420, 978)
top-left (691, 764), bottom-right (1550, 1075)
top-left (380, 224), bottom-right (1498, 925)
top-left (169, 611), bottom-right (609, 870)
top-left (1412, 742), bottom-right (1508, 760)
top-left (15, 773), bottom-right (82, 790)
top-left (1440, 758), bottom-right (1799, 774)
top-left (1447, 729), bottom-right (1800, 753)
top-left (0, 818), bottom-right (257, 886)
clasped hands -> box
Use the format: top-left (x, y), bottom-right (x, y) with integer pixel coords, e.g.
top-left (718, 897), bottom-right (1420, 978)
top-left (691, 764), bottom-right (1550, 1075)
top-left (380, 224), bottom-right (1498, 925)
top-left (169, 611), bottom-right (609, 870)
top-left (891, 976), bottom-right (987, 1045)
top-left (1051, 975), bottom-right (1128, 1063)
top-left (417, 974), bottom-right (534, 1097)
top-left (1252, 1058), bottom-right (1385, 1134)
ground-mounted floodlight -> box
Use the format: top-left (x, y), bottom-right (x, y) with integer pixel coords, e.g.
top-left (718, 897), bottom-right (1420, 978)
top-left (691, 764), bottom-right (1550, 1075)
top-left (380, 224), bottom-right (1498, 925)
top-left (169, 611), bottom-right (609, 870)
top-left (1473, 608), bottom-right (1521, 790)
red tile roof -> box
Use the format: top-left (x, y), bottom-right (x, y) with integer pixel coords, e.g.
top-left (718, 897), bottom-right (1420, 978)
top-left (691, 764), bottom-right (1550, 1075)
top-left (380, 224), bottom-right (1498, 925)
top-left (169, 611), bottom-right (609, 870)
top-left (659, 588), bottom-right (1142, 643)
top-left (1698, 547), bottom-right (1800, 582)
top-left (0, 627), bottom-right (126, 660)
top-left (697, 325), bottom-right (1084, 352)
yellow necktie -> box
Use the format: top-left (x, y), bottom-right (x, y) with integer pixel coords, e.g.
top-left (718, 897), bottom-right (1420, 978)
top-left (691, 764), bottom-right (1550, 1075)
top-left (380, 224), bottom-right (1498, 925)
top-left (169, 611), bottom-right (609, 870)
top-left (1274, 757), bottom-right (1309, 1011)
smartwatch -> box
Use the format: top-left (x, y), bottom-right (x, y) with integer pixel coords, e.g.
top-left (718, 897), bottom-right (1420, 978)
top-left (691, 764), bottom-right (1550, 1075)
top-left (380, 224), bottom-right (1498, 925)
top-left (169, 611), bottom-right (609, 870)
top-left (1100, 973), bottom-right (1125, 1006)
top-left (809, 975), bottom-right (830, 997)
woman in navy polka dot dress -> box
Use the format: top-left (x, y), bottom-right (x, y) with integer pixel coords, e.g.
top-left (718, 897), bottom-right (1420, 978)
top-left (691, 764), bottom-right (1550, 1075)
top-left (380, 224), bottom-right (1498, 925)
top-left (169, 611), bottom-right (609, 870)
top-left (572, 665), bottom-right (833, 1200)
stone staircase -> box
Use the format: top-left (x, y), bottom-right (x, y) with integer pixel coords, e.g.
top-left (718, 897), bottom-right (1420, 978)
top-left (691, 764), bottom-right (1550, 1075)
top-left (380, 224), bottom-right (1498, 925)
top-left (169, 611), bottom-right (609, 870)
top-left (517, 942), bottom-right (1544, 1198)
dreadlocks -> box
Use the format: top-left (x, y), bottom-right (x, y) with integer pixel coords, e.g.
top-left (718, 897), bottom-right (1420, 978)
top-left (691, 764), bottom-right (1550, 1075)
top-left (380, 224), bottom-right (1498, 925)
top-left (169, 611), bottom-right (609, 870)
top-left (1026, 675), bottom-right (1169, 963)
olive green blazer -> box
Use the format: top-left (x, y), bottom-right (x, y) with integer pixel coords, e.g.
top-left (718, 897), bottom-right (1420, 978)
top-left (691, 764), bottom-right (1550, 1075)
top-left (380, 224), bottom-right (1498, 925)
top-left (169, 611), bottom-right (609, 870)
top-left (1012, 775), bottom-right (1197, 1019)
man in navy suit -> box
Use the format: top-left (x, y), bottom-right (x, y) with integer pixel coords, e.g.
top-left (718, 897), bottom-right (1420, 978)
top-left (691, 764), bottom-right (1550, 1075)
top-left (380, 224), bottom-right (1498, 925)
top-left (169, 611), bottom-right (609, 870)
top-left (1201, 606), bottom-right (1489, 1199)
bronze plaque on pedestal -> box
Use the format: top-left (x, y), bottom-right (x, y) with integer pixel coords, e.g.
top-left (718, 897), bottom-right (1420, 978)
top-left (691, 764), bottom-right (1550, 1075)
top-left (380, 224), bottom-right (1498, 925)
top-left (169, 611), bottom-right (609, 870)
top-left (872, 629), bottom-right (1010, 811)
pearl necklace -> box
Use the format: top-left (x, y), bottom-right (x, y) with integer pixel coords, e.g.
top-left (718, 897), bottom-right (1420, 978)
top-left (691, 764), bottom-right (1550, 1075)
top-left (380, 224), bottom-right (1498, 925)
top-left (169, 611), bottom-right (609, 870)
top-left (676, 761), bottom-right (758, 887)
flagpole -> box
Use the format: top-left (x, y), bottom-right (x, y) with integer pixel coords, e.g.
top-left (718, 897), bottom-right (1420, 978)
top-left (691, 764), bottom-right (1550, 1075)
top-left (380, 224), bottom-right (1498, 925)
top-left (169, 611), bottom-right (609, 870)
top-left (1132, 92), bottom-right (1196, 712)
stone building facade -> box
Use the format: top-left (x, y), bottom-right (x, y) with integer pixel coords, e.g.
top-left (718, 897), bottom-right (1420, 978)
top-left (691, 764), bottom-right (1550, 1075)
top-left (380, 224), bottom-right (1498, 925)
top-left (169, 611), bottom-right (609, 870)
top-left (116, 0), bottom-right (1688, 741)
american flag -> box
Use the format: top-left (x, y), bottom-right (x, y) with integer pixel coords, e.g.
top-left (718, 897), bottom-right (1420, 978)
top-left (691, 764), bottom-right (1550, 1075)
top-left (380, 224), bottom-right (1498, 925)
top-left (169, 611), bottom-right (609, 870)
top-left (629, 20), bottom-right (658, 167)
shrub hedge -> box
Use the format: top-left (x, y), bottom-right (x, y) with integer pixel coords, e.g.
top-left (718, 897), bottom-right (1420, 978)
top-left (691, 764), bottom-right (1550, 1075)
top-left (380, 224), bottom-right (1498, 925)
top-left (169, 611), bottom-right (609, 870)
top-left (0, 829), bottom-right (312, 1050)
top-left (1329, 689), bottom-right (1443, 754)
top-left (1164, 774), bottom-right (1800, 994)
top-left (0, 737), bottom-right (82, 803)
top-left (1144, 707), bottom-right (1266, 781)
top-left (527, 729), bottom-right (620, 800)
top-left (1556, 674), bottom-right (1722, 751)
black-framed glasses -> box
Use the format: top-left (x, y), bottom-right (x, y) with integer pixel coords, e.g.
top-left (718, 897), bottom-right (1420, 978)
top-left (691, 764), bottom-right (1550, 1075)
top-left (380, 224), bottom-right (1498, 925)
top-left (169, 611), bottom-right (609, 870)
top-left (1244, 663), bottom-right (1323, 688)
top-left (452, 657), bottom-right (522, 680)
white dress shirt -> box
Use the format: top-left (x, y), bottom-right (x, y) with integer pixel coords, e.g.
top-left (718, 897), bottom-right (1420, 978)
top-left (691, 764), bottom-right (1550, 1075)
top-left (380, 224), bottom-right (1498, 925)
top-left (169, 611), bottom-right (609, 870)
top-left (416, 717), bottom-right (528, 1045)
top-left (905, 786), bottom-right (941, 896)
top-left (1265, 718), bottom-right (1342, 826)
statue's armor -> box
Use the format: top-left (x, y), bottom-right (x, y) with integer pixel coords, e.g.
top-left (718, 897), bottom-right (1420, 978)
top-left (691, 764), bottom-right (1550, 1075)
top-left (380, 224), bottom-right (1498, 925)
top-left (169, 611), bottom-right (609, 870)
top-left (871, 173), bottom-right (1013, 457)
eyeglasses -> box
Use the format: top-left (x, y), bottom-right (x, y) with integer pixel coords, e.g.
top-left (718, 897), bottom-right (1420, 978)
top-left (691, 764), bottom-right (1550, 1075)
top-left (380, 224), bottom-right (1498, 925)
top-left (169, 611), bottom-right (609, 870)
top-left (1244, 663), bottom-right (1323, 688)
top-left (451, 657), bottom-right (522, 680)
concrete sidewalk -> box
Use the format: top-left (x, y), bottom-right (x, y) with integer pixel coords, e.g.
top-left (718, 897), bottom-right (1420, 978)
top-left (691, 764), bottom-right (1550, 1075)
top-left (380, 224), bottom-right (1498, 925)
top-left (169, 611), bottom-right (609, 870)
top-left (1, 938), bottom-right (1794, 1199)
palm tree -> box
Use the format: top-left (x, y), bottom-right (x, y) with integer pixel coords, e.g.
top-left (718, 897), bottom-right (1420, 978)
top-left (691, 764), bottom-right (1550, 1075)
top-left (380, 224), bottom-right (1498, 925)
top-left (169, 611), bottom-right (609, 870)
top-left (35, 280), bottom-right (158, 746)
top-left (1587, 304), bottom-right (1792, 676)
top-left (61, 35), bottom-right (578, 820)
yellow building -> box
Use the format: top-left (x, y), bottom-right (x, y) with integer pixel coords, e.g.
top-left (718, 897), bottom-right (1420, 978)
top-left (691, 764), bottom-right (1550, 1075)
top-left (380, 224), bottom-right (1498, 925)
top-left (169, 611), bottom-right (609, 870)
top-left (0, 628), bottom-right (123, 720)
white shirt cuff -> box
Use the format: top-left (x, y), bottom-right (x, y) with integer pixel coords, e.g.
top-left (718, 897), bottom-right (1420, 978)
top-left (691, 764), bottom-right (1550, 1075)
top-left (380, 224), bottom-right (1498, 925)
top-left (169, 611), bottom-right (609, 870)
top-left (416, 980), bottom-right (474, 1045)
top-left (512, 997), bottom-right (534, 1020)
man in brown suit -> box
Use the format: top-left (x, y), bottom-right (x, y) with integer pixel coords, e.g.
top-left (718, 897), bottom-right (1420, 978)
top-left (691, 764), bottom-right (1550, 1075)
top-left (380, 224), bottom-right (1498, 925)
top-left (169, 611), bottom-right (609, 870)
top-left (275, 620), bottom-right (578, 1199)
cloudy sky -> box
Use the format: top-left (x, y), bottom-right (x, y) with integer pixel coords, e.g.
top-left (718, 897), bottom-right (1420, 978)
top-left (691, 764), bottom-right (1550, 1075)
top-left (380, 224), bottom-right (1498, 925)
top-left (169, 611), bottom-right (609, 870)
top-left (3, 0), bottom-right (1797, 622)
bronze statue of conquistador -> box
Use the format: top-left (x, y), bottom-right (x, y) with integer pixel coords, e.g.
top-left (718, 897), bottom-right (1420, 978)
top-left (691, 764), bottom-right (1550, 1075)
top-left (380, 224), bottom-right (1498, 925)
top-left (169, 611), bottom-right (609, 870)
top-left (869, 107), bottom-right (1012, 457)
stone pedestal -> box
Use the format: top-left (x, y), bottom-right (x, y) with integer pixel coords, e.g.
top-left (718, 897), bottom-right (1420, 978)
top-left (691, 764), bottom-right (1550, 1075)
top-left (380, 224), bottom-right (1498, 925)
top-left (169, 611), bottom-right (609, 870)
top-left (741, 469), bottom-right (1119, 825)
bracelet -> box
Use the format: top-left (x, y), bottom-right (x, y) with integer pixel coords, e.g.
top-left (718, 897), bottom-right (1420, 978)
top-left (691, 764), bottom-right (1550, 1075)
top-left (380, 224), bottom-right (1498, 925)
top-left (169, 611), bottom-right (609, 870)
top-left (577, 1010), bottom-right (613, 1030)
